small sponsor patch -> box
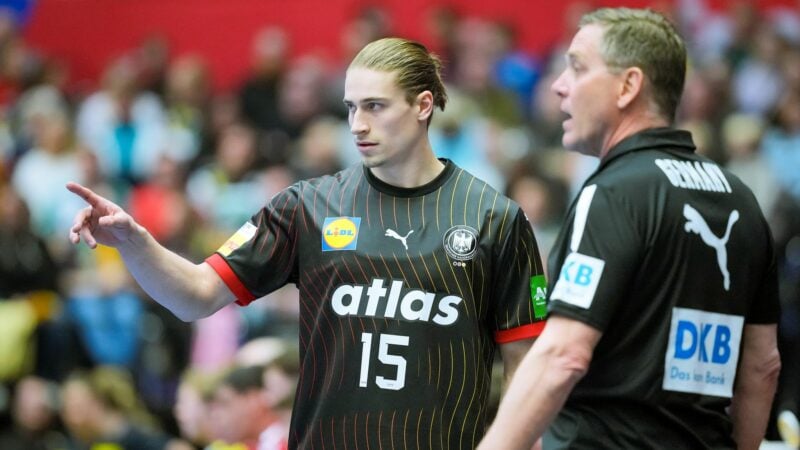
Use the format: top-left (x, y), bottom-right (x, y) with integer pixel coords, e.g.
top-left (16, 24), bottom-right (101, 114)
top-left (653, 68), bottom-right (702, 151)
top-left (663, 308), bottom-right (743, 398)
top-left (218, 222), bottom-right (257, 257)
top-left (530, 275), bottom-right (548, 319)
top-left (443, 226), bottom-right (478, 261)
top-left (322, 217), bottom-right (361, 251)
top-left (550, 252), bottom-right (605, 309)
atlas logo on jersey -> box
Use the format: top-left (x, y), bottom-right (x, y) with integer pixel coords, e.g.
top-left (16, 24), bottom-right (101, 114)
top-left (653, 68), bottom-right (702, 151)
top-left (331, 278), bottom-right (463, 325)
top-left (322, 217), bottom-right (361, 251)
top-left (443, 225), bottom-right (478, 261)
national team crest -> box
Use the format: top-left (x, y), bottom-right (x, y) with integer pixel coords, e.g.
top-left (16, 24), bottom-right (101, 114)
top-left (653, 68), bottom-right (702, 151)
top-left (322, 217), bottom-right (361, 251)
top-left (443, 225), bottom-right (478, 261)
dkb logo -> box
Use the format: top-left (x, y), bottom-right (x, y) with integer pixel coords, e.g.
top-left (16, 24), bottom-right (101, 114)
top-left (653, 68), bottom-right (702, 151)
top-left (663, 307), bottom-right (744, 398)
top-left (550, 252), bottom-right (605, 309)
top-left (673, 320), bottom-right (732, 364)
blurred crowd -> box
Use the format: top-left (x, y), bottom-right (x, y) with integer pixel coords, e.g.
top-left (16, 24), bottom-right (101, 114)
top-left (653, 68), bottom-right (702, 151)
top-left (0, 1), bottom-right (799, 449)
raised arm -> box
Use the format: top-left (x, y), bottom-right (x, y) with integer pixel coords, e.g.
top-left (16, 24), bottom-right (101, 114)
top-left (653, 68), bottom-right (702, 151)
top-left (730, 324), bottom-right (781, 450)
top-left (67, 182), bottom-right (235, 321)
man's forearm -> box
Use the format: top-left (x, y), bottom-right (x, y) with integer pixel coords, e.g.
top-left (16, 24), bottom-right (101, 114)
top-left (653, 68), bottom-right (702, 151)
top-left (730, 325), bottom-right (781, 450)
top-left (479, 328), bottom-right (592, 450)
top-left (117, 226), bottom-right (233, 321)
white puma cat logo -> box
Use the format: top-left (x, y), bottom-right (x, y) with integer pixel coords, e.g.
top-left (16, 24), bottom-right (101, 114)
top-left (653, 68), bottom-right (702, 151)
top-left (385, 228), bottom-right (414, 250)
top-left (683, 204), bottom-right (740, 291)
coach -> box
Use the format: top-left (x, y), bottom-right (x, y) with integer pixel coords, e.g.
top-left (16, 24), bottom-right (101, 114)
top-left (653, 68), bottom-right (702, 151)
top-left (479, 7), bottom-right (781, 450)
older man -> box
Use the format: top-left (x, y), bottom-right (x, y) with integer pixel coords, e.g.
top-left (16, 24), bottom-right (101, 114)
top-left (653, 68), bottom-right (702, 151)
top-left (479, 7), bottom-right (780, 450)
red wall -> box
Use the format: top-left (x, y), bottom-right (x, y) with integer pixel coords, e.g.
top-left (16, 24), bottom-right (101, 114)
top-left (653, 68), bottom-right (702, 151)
top-left (20, 0), bottom-right (796, 92)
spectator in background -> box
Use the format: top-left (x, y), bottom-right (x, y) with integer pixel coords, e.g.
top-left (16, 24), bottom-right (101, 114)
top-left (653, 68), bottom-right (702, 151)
top-left (505, 166), bottom-right (568, 269)
top-left (0, 375), bottom-right (68, 450)
top-left (0, 187), bottom-right (73, 383)
top-left (207, 365), bottom-right (288, 450)
top-left (186, 121), bottom-right (265, 233)
top-left (173, 369), bottom-right (219, 449)
top-left (239, 27), bottom-right (289, 134)
top-left (11, 110), bottom-right (85, 240)
top-left (453, 18), bottom-right (523, 127)
top-left (136, 35), bottom-right (171, 99)
top-left (731, 24), bottom-right (786, 117)
top-left (288, 116), bottom-right (344, 179)
top-left (275, 55), bottom-right (329, 142)
top-left (721, 113), bottom-right (780, 216)
top-left (162, 55), bottom-right (211, 166)
top-left (0, 186), bottom-right (58, 297)
top-left (60, 366), bottom-right (189, 450)
top-left (428, 88), bottom-right (507, 191)
top-left (762, 89), bottom-right (800, 201)
top-left (76, 55), bottom-right (168, 189)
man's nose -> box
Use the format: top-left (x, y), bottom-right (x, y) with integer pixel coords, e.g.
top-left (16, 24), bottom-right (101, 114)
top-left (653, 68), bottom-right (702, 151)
top-left (551, 70), bottom-right (568, 97)
top-left (350, 109), bottom-right (369, 135)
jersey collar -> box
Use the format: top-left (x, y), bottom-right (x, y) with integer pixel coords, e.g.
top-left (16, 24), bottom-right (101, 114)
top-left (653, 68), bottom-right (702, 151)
top-left (599, 127), bottom-right (696, 170)
top-left (363, 158), bottom-right (455, 197)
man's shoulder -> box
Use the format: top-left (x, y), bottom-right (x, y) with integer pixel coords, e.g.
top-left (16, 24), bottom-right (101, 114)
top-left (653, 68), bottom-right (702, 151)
top-left (452, 164), bottom-right (516, 204)
top-left (293, 164), bottom-right (363, 190)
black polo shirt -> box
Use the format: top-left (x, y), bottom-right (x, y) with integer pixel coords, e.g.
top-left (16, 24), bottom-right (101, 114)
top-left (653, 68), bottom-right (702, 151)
top-left (545, 128), bottom-right (779, 449)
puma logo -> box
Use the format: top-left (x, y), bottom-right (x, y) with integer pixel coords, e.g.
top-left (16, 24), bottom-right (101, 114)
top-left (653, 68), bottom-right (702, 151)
top-left (385, 228), bottom-right (414, 250)
top-left (683, 204), bottom-right (740, 291)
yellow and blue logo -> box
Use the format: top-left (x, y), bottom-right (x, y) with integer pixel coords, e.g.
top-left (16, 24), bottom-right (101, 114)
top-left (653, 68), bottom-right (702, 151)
top-left (322, 217), bottom-right (361, 251)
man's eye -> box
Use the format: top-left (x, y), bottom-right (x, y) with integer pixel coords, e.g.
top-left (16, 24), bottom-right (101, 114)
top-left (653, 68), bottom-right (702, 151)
top-left (367, 102), bottom-right (382, 111)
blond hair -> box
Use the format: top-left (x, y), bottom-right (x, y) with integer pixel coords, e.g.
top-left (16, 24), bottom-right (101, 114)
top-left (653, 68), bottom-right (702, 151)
top-left (350, 37), bottom-right (448, 118)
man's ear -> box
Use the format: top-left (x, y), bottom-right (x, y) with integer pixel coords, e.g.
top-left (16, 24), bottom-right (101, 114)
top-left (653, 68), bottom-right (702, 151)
top-left (416, 90), bottom-right (435, 122)
top-left (617, 67), bottom-right (645, 110)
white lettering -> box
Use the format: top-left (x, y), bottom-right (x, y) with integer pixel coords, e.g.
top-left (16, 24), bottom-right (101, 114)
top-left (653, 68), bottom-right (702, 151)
top-left (331, 280), bottom-right (463, 326)
top-left (365, 279), bottom-right (387, 315)
top-left (706, 163), bottom-right (732, 193)
top-left (332, 285), bottom-right (363, 315)
top-left (693, 161), bottom-right (716, 192)
top-left (654, 159), bottom-right (733, 194)
top-left (385, 280), bottom-right (403, 318)
top-left (655, 159), bottom-right (682, 187)
top-left (400, 290), bottom-right (435, 321)
top-left (432, 296), bottom-right (463, 325)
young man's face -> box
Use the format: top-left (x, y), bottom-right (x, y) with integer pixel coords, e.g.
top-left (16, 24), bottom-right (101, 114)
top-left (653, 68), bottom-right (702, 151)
top-left (551, 24), bottom-right (623, 156)
top-left (343, 67), bottom-right (427, 169)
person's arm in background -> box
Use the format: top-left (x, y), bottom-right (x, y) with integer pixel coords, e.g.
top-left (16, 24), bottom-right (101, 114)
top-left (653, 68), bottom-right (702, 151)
top-left (500, 338), bottom-right (535, 385)
top-left (67, 182), bottom-right (235, 321)
top-left (730, 324), bottom-right (781, 450)
top-left (479, 316), bottom-right (601, 450)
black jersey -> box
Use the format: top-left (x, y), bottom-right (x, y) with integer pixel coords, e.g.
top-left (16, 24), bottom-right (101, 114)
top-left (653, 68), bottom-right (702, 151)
top-left (206, 160), bottom-right (546, 449)
top-left (544, 128), bottom-right (779, 449)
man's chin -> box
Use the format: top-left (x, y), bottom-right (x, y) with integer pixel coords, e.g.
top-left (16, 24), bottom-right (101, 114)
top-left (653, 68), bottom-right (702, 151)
top-left (361, 156), bottom-right (385, 169)
top-left (562, 138), bottom-right (596, 158)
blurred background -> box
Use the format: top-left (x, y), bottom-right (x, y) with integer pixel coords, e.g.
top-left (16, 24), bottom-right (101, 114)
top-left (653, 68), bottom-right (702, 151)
top-left (0, 0), bottom-right (799, 449)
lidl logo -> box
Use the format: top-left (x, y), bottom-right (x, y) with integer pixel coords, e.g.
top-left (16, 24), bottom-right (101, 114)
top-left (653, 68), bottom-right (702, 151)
top-left (322, 217), bottom-right (361, 251)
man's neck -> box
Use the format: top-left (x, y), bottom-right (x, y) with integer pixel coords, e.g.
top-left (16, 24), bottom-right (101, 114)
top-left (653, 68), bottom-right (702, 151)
top-left (598, 114), bottom-right (670, 159)
top-left (369, 141), bottom-right (445, 188)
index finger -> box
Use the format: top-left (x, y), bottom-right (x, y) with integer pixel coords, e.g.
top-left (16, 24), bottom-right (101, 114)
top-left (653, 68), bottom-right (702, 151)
top-left (66, 182), bottom-right (104, 208)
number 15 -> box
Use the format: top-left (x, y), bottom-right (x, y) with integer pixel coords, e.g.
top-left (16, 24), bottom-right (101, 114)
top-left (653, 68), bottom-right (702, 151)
top-left (359, 332), bottom-right (409, 391)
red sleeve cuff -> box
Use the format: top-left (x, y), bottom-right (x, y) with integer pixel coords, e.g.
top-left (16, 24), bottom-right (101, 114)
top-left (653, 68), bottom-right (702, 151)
top-left (205, 253), bottom-right (256, 306)
top-left (494, 321), bottom-right (546, 343)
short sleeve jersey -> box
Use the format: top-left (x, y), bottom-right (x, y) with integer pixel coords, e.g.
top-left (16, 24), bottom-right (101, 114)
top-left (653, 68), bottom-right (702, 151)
top-left (206, 160), bottom-right (546, 450)
top-left (545, 128), bottom-right (780, 449)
